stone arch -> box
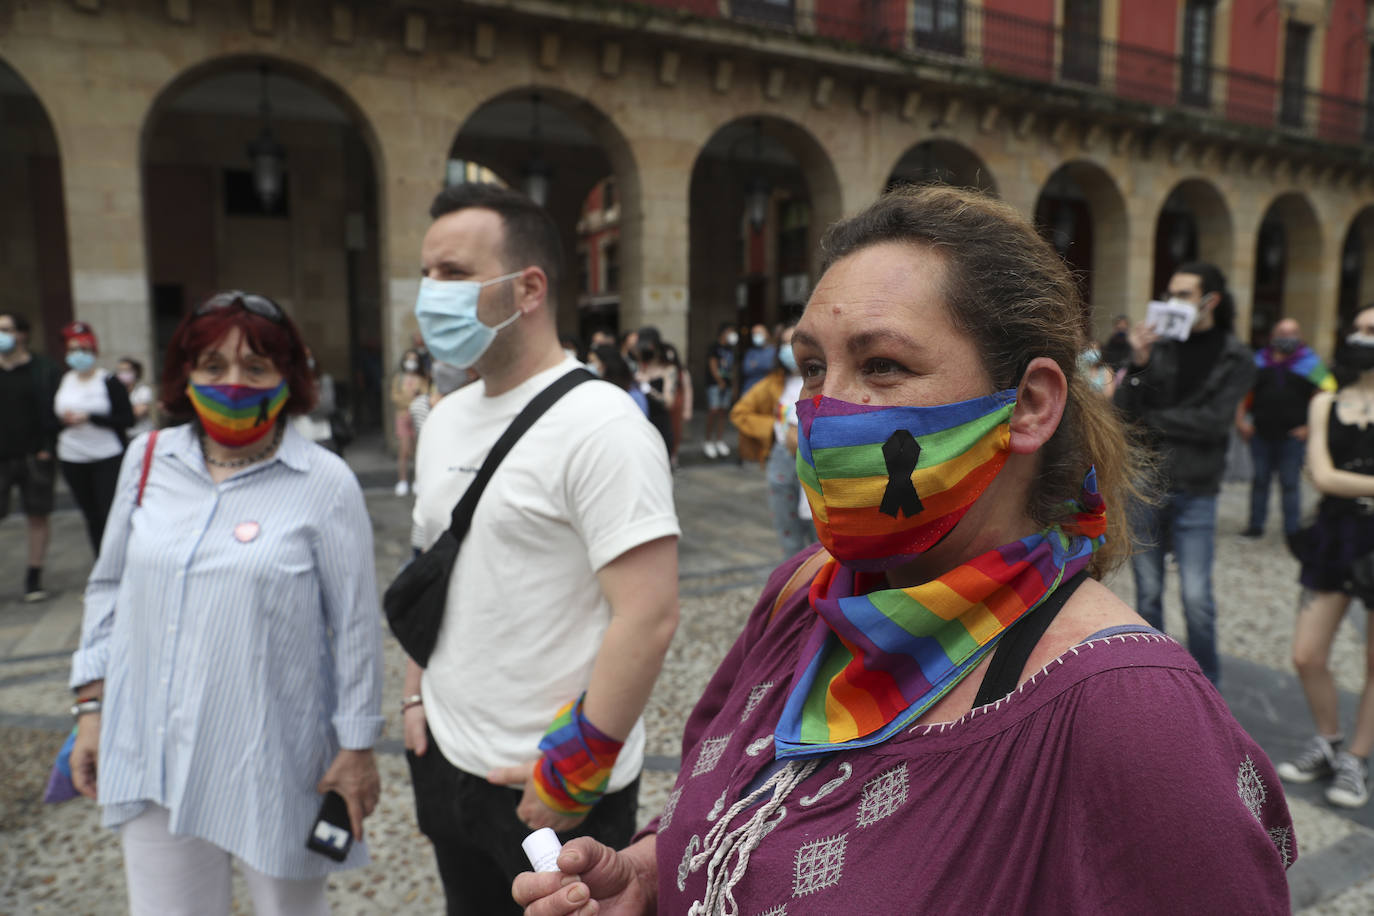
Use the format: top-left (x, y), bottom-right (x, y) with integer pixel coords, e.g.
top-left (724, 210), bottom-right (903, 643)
top-left (686, 113), bottom-right (844, 376)
top-left (1153, 178), bottom-right (1233, 301)
top-left (139, 54), bottom-right (387, 427)
top-left (885, 139), bottom-right (999, 196)
top-left (1251, 192), bottom-right (1322, 347)
top-left (0, 56), bottom-right (73, 356)
top-left (447, 86), bottom-right (643, 342)
top-left (1338, 206), bottom-right (1374, 346)
top-left (1034, 160), bottom-right (1129, 337)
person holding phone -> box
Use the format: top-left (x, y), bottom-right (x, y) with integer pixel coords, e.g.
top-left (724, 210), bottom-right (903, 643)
top-left (67, 291), bottom-right (383, 916)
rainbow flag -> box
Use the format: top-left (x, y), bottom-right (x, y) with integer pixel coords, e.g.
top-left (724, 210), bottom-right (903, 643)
top-left (532, 694), bottom-right (622, 815)
top-left (1255, 344), bottom-right (1337, 392)
top-left (187, 381), bottom-right (288, 448)
top-left (796, 391), bottom-right (1015, 568)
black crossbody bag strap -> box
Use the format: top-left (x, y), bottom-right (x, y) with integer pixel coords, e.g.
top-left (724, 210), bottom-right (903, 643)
top-left (972, 569), bottom-right (1089, 708)
top-left (443, 368), bottom-right (595, 541)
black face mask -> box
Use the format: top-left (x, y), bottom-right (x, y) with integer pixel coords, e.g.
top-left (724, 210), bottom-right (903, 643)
top-left (1271, 337), bottom-right (1300, 355)
top-left (1342, 339), bottom-right (1374, 372)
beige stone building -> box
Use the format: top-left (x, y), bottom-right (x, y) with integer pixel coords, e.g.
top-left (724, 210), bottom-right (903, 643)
top-left (4, 0), bottom-right (1374, 428)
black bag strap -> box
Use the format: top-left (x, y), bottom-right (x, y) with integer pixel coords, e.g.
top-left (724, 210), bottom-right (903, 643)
top-left (972, 569), bottom-right (1088, 708)
top-left (443, 368), bottom-right (595, 543)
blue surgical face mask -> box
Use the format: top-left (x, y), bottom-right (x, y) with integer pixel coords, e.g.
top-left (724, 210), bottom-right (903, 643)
top-left (778, 342), bottom-right (798, 373)
top-left (67, 351), bottom-right (96, 372)
top-left (414, 271), bottom-right (525, 369)
top-left (0, 331), bottom-right (15, 353)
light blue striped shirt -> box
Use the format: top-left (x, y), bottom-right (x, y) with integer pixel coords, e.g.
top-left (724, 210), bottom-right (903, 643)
top-left (70, 423), bottom-right (384, 879)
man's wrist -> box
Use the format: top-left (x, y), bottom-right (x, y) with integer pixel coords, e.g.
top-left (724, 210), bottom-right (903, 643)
top-left (401, 694), bottom-right (423, 713)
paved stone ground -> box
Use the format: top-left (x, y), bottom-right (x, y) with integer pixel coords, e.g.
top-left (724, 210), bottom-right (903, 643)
top-left (3, 435), bottom-right (1374, 913)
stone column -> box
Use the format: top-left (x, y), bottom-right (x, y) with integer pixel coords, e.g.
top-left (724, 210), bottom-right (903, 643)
top-left (619, 138), bottom-right (692, 355)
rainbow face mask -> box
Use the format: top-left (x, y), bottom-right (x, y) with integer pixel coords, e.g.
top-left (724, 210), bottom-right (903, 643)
top-left (795, 389), bottom-right (1016, 571)
top-left (188, 381), bottom-right (289, 448)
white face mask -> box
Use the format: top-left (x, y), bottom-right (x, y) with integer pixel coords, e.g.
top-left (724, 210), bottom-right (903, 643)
top-left (725, 332), bottom-right (739, 347)
top-left (751, 332), bottom-right (767, 347)
top-left (414, 271), bottom-right (524, 369)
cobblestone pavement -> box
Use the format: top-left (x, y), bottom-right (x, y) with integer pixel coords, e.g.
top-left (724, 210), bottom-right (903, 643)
top-left (3, 453), bottom-right (1374, 913)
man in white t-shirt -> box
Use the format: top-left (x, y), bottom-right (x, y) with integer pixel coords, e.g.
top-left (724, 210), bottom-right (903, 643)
top-left (401, 183), bottom-right (680, 915)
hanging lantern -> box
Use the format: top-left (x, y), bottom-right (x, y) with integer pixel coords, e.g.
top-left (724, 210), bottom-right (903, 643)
top-left (245, 66), bottom-right (286, 210)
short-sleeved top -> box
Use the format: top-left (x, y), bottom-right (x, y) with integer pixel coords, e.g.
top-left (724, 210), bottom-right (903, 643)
top-left (69, 424), bottom-right (384, 879)
top-left (645, 550), bottom-right (1296, 914)
top-left (55, 369), bottom-right (124, 462)
top-left (413, 357), bottom-right (681, 788)
top-left (708, 345), bottom-right (735, 385)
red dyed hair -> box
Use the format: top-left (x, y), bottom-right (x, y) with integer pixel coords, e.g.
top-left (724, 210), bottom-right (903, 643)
top-left (61, 320), bottom-right (99, 354)
top-left (160, 293), bottom-right (317, 419)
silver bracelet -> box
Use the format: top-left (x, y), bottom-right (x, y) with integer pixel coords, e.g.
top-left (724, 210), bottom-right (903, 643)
top-left (400, 694), bottom-right (423, 712)
top-left (70, 698), bottom-right (102, 718)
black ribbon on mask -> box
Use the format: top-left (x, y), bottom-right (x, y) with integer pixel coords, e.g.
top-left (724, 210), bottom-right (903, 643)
top-left (255, 395), bottom-right (270, 426)
top-left (879, 429), bottom-right (923, 518)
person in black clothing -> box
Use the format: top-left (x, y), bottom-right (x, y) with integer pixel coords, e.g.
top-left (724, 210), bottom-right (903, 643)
top-left (1114, 261), bottom-right (1255, 686)
top-left (0, 312), bottom-right (62, 601)
top-left (1275, 305), bottom-right (1374, 809)
top-left (1236, 317), bottom-right (1336, 540)
top-left (1101, 314), bottom-right (1133, 371)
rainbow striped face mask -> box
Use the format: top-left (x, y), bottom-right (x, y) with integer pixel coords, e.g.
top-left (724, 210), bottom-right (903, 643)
top-left (187, 381), bottom-right (289, 448)
top-left (795, 389), bottom-right (1016, 572)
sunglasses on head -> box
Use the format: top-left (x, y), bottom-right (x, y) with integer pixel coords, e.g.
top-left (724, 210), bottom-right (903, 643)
top-left (194, 291), bottom-right (286, 324)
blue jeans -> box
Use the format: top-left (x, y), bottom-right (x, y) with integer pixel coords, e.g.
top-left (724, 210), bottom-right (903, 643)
top-left (1129, 491), bottom-right (1220, 685)
top-left (1248, 434), bottom-right (1305, 535)
top-left (766, 444), bottom-right (817, 558)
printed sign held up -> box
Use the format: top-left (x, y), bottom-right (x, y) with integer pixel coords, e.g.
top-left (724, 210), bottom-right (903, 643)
top-left (1145, 300), bottom-right (1198, 342)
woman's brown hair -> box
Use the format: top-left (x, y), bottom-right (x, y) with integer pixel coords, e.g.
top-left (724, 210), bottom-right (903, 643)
top-left (818, 185), bottom-right (1147, 576)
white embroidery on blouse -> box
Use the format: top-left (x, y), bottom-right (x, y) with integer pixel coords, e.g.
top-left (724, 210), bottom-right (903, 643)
top-left (800, 762), bottom-right (852, 807)
top-left (708, 787), bottom-right (729, 822)
top-left (1268, 826), bottom-right (1293, 867)
top-left (660, 786), bottom-right (684, 832)
top-left (678, 834), bottom-right (702, 892)
top-left (902, 633), bottom-right (1175, 736)
top-left (793, 833), bottom-right (848, 897)
top-left (742, 682), bottom-right (775, 723)
top-left (1237, 756), bottom-right (1267, 821)
top-left (746, 734), bottom-right (775, 757)
top-left (856, 763), bottom-right (910, 827)
top-left (755, 907), bottom-right (787, 916)
top-left (693, 734), bottom-right (733, 777)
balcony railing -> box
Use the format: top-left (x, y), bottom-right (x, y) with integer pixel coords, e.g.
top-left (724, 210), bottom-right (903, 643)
top-left (713, 1), bottom-right (1371, 147)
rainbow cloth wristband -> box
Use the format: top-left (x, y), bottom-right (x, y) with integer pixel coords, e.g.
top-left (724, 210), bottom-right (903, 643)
top-left (531, 694), bottom-right (623, 815)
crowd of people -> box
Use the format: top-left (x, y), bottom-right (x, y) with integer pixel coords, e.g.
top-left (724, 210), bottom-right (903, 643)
top-left (7, 179), bottom-right (1374, 913)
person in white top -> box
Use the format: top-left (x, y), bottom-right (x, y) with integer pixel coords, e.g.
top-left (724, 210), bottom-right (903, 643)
top-left (54, 322), bottom-right (132, 553)
top-left (401, 182), bottom-right (681, 915)
top-left (115, 357), bottom-right (156, 438)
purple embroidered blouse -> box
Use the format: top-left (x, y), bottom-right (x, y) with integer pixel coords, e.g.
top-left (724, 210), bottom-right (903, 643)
top-left (642, 550), bottom-right (1296, 914)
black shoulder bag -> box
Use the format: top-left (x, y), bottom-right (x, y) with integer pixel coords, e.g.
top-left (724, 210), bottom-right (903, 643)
top-left (384, 368), bottom-right (595, 667)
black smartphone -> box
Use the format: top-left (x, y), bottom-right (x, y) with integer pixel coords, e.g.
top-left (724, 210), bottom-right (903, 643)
top-left (305, 790), bottom-right (353, 862)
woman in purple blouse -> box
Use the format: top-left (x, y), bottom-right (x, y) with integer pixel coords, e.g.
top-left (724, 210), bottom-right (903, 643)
top-left (516, 187), bottom-right (1296, 915)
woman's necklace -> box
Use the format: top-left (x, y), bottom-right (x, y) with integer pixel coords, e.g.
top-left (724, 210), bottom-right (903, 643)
top-left (202, 422), bottom-right (284, 468)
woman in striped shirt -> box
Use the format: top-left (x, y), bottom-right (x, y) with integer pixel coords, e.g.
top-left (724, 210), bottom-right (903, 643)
top-left (68, 291), bottom-right (384, 916)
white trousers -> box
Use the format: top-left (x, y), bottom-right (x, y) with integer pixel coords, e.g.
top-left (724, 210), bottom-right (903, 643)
top-left (121, 805), bottom-right (329, 916)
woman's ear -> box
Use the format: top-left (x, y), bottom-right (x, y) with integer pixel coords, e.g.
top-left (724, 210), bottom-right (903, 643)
top-left (1008, 356), bottom-right (1067, 455)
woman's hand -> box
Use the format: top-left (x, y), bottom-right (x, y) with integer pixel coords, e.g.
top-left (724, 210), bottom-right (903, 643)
top-left (62, 410), bottom-right (89, 426)
top-left (512, 837), bottom-right (656, 916)
top-left (71, 712), bottom-right (101, 799)
top-left (317, 748), bottom-right (380, 840)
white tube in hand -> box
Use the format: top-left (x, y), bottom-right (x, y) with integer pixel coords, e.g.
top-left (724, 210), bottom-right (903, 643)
top-left (522, 827), bottom-right (563, 873)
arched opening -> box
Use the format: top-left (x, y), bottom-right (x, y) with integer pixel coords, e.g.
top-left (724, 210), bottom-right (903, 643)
top-left (1339, 208), bottom-right (1374, 349)
top-left (1153, 179), bottom-right (1233, 300)
top-left (0, 59), bottom-right (73, 357)
top-left (1033, 161), bottom-right (1129, 337)
top-left (688, 115), bottom-right (843, 384)
top-left (1251, 193), bottom-right (1322, 348)
top-left (448, 89), bottom-right (639, 348)
top-left (141, 58), bottom-right (385, 429)
top-left (885, 139), bottom-right (998, 195)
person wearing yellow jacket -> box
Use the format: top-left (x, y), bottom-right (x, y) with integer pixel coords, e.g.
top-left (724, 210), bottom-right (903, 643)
top-left (730, 322), bottom-right (816, 557)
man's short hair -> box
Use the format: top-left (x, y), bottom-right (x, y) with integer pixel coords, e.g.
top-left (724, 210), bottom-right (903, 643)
top-left (428, 183), bottom-right (563, 290)
top-left (1175, 260), bottom-right (1234, 332)
top-left (0, 313), bottom-right (31, 334)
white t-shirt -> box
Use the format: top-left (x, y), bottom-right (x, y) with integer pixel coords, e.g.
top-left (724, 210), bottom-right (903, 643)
top-left (129, 383), bottom-right (155, 437)
top-left (413, 358), bottom-right (680, 788)
top-left (773, 374), bottom-right (804, 445)
top-left (55, 370), bottom-right (124, 463)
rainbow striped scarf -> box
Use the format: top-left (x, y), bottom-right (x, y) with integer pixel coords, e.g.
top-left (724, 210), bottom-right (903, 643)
top-left (774, 468), bottom-right (1107, 759)
top-left (187, 381), bottom-right (289, 448)
top-left (1255, 344), bottom-right (1337, 392)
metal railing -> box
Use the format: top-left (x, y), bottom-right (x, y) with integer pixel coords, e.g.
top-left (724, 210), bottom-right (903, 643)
top-left (720, 1), bottom-right (1371, 146)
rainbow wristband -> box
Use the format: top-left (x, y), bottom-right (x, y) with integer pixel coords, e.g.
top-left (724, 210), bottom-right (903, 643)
top-left (531, 694), bottom-right (623, 815)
